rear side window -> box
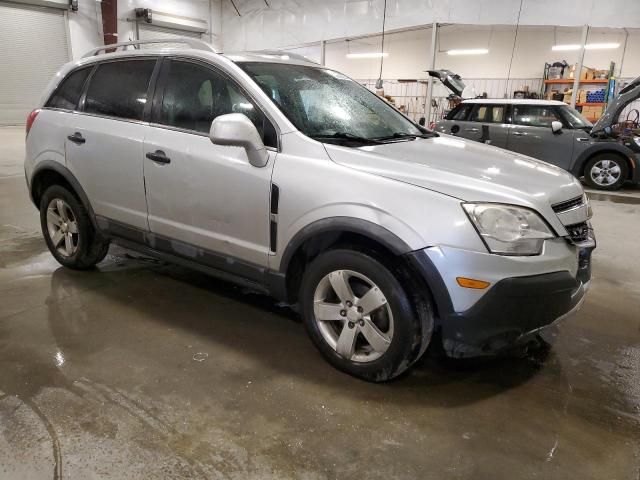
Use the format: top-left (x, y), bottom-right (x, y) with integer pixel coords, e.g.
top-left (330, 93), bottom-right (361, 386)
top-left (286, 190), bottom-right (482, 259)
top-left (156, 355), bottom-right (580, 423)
top-left (47, 67), bottom-right (91, 111)
top-left (84, 59), bottom-right (156, 121)
top-left (470, 104), bottom-right (505, 123)
top-left (445, 104), bottom-right (472, 120)
top-left (512, 105), bottom-right (560, 127)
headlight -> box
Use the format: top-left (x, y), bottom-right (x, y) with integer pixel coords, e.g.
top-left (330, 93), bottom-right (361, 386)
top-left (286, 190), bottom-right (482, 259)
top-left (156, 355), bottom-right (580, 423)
top-left (463, 203), bottom-right (555, 255)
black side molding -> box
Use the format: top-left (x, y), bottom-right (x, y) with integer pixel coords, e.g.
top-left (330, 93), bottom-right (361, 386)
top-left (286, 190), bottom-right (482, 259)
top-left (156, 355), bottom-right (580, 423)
top-left (269, 184), bottom-right (279, 253)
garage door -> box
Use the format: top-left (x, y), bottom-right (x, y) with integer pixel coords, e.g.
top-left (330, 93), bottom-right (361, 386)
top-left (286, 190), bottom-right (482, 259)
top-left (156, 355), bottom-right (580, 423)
top-left (137, 23), bottom-right (202, 49)
top-left (0, 2), bottom-right (70, 125)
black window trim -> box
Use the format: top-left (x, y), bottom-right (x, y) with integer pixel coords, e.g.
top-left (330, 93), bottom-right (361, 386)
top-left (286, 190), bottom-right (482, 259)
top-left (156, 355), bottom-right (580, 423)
top-left (149, 56), bottom-right (281, 151)
top-left (75, 56), bottom-right (161, 125)
top-left (44, 64), bottom-right (96, 113)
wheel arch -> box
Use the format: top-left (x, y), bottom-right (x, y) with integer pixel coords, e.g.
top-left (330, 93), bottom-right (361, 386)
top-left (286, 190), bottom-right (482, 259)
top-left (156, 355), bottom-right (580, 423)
top-left (573, 144), bottom-right (635, 180)
top-left (30, 161), bottom-right (98, 229)
top-left (276, 218), bottom-right (424, 305)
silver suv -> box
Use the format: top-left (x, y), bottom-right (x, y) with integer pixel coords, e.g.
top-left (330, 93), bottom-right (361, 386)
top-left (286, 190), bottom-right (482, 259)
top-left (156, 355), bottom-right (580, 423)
top-left (25, 39), bottom-right (595, 381)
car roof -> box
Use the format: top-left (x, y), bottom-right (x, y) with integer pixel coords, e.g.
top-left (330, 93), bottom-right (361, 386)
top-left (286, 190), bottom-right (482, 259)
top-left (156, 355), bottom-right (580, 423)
top-left (462, 99), bottom-right (568, 106)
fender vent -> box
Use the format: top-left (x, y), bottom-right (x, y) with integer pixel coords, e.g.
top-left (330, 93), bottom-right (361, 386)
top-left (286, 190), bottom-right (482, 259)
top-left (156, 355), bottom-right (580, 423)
top-left (269, 184), bottom-right (279, 252)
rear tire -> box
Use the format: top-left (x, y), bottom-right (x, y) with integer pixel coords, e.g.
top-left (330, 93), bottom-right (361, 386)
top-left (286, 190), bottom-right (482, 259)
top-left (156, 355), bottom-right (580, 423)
top-left (300, 249), bottom-right (431, 382)
top-left (40, 185), bottom-right (110, 269)
top-left (583, 153), bottom-right (628, 191)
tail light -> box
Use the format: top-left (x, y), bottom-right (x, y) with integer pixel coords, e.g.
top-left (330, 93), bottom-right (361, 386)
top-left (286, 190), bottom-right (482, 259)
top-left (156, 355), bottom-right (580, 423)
top-left (26, 109), bottom-right (40, 137)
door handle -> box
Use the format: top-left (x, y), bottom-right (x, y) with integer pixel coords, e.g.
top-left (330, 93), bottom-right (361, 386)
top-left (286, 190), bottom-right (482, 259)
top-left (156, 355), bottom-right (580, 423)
top-left (146, 150), bottom-right (171, 164)
top-left (512, 131), bottom-right (526, 136)
top-left (67, 132), bottom-right (85, 145)
top-left (576, 137), bottom-right (590, 142)
top-left (464, 128), bottom-right (480, 132)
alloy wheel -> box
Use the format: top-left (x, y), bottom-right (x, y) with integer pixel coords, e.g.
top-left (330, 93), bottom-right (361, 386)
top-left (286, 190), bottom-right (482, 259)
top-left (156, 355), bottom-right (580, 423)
top-left (46, 198), bottom-right (79, 257)
top-left (313, 269), bottom-right (394, 363)
top-left (590, 159), bottom-right (622, 187)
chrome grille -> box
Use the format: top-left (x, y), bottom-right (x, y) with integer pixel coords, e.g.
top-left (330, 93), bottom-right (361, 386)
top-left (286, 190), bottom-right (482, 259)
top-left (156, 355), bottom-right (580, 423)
top-left (552, 195), bottom-right (584, 213)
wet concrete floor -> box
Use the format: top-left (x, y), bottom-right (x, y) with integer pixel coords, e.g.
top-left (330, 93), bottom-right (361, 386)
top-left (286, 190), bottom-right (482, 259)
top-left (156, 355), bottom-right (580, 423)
top-left (1, 127), bottom-right (639, 479)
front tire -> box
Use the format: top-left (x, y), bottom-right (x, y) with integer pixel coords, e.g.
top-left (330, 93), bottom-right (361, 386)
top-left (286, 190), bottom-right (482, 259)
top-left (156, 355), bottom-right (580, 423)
top-left (583, 153), bottom-right (628, 190)
top-left (300, 249), bottom-right (430, 382)
top-left (40, 185), bottom-right (110, 269)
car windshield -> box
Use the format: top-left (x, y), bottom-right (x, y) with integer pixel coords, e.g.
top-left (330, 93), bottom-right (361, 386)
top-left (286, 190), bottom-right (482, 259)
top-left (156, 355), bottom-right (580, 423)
top-left (558, 105), bottom-right (593, 129)
top-left (238, 62), bottom-right (427, 144)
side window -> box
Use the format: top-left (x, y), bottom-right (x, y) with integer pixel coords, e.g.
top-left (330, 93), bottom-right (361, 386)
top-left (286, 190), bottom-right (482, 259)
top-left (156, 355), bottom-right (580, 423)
top-left (158, 60), bottom-right (277, 147)
top-left (469, 104), bottom-right (505, 123)
top-left (84, 59), bottom-right (156, 121)
top-left (445, 104), bottom-right (471, 120)
top-left (512, 105), bottom-right (561, 127)
top-left (46, 67), bottom-right (91, 111)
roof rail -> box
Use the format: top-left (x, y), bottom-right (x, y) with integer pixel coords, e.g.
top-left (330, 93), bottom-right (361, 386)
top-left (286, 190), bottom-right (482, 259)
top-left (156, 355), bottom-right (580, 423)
top-left (253, 50), bottom-right (320, 64)
top-left (82, 38), bottom-right (217, 58)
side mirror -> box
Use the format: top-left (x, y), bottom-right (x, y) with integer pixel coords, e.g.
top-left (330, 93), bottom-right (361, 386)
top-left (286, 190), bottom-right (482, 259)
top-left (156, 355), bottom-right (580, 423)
top-left (551, 121), bottom-right (563, 134)
top-left (209, 113), bottom-right (269, 168)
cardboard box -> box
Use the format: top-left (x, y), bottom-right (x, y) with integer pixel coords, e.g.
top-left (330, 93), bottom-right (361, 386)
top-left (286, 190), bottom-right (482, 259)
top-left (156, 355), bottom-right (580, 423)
top-left (577, 90), bottom-right (588, 104)
top-left (580, 67), bottom-right (595, 81)
top-left (563, 89), bottom-right (573, 104)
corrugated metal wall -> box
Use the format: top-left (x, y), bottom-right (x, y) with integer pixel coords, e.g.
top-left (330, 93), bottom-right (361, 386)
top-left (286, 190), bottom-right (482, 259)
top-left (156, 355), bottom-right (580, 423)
top-left (0, 2), bottom-right (70, 125)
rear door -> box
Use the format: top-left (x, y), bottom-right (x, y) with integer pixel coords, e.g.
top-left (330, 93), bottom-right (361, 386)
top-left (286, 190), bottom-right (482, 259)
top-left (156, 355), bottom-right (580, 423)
top-left (507, 104), bottom-right (573, 169)
top-left (461, 103), bottom-right (509, 148)
top-left (64, 58), bottom-right (157, 230)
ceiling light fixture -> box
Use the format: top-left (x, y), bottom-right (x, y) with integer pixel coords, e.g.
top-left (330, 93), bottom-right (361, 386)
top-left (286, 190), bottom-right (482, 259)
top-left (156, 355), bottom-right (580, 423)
top-left (552, 42), bottom-right (620, 51)
top-left (447, 48), bottom-right (489, 56)
top-left (346, 52), bottom-right (389, 59)
top-left (585, 42), bottom-right (620, 50)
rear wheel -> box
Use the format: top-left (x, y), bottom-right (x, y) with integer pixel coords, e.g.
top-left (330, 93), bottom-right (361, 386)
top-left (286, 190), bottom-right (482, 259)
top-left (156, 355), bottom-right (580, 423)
top-left (584, 153), bottom-right (628, 190)
top-left (40, 185), bottom-right (110, 269)
top-left (300, 249), bottom-right (430, 382)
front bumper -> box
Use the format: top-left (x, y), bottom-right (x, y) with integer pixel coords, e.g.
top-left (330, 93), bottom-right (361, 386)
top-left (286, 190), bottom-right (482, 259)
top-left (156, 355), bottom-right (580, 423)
top-left (407, 239), bottom-right (595, 358)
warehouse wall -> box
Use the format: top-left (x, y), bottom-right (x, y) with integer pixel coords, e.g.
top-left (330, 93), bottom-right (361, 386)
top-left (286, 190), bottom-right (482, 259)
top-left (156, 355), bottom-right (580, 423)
top-left (67, 0), bottom-right (103, 59)
top-left (324, 26), bottom-right (639, 81)
top-left (221, 0), bottom-right (640, 52)
top-left (116, 0), bottom-right (222, 50)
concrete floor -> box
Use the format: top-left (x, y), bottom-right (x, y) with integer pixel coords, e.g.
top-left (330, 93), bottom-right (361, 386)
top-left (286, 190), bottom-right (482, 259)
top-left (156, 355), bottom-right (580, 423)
top-left (1, 125), bottom-right (639, 479)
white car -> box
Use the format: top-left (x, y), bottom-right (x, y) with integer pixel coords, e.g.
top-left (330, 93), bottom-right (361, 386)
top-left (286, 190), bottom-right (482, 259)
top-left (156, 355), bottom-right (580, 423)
top-left (24, 39), bottom-right (595, 381)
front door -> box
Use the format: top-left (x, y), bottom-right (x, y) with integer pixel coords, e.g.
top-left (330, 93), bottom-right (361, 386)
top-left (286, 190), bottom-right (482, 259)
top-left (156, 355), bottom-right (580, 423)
top-left (65, 58), bottom-right (157, 230)
top-left (507, 104), bottom-right (574, 170)
top-left (143, 58), bottom-right (278, 273)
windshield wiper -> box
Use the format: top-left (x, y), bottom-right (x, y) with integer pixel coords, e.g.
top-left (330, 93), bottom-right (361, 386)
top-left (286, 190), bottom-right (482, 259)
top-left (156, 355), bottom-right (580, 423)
top-left (309, 132), bottom-right (384, 144)
top-left (374, 132), bottom-right (437, 141)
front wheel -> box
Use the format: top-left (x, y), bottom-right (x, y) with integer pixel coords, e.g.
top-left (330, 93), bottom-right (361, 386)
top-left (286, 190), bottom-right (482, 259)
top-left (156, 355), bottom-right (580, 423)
top-left (300, 249), bottom-right (430, 382)
top-left (583, 154), bottom-right (628, 190)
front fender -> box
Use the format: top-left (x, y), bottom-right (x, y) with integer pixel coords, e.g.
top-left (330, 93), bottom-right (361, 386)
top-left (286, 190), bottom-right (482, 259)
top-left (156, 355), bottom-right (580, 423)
top-left (571, 142), bottom-right (636, 179)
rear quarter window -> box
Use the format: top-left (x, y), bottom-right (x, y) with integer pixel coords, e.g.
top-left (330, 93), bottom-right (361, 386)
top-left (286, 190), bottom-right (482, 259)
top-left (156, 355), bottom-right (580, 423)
top-left (445, 104), bottom-right (471, 120)
top-left (46, 67), bottom-right (92, 111)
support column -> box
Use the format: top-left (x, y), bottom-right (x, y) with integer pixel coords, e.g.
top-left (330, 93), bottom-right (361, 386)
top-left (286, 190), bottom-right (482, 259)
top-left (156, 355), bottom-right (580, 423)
top-left (570, 24), bottom-right (589, 108)
top-left (424, 22), bottom-right (438, 127)
top-left (100, 0), bottom-right (117, 47)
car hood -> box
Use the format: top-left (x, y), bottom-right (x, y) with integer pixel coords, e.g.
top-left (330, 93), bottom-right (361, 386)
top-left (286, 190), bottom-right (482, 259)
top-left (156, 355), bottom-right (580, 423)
top-left (323, 135), bottom-right (584, 208)
top-left (591, 75), bottom-right (640, 134)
